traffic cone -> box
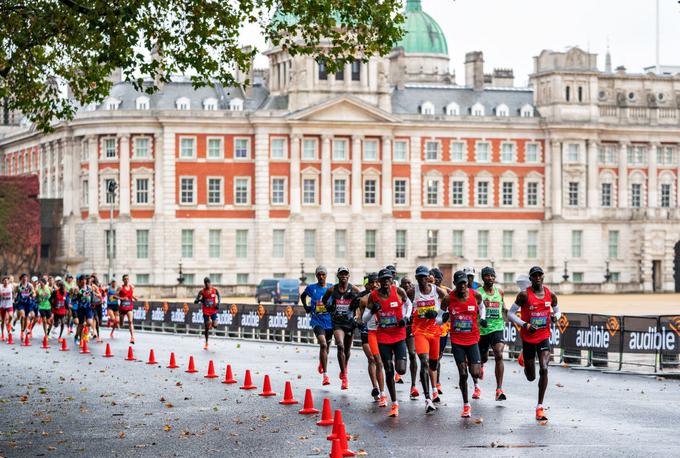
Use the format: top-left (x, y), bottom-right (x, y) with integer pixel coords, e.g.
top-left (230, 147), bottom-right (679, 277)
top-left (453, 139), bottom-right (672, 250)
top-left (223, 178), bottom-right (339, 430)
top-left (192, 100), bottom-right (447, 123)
top-left (125, 346), bottom-right (135, 361)
top-left (317, 398), bottom-right (334, 426)
top-left (221, 364), bottom-right (237, 384)
top-left (204, 360), bottom-right (218, 378)
top-left (279, 381), bottom-right (299, 405)
top-left (80, 338), bottom-right (90, 354)
top-left (299, 389), bottom-right (319, 414)
top-left (41, 335), bottom-right (50, 349)
top-left (167, 352), bottom-right (179, 369)
top-left (239, 369), bottom-right (256, 390)
top-left (258, 375), bottom-right (276, 397)
top-left (329, 438), bottom-right (343, 458)
top-left (185, 356), bottom-right (198, 373)
top-left (22, 333), bottom-right (31, 346)
top-left (146, 349), bottom-right (157, 365)
top-left (59, 338), bottom-right (68, 351)
top-left (336, 422), bottom-right (355, 457)
top-left (6, 333), bottom-right (14, 345)
top-left (327, 410), bottom-right (349, 441)
top-left (103, 343), bottom-right (113, 357)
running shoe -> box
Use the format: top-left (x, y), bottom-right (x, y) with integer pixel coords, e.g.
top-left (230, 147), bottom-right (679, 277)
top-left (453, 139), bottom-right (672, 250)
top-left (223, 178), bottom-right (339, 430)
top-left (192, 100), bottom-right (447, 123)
top-left (495, 389), bottom-right (507, 401)
top-left (518, 351), bottom-right (524, 367)
top-left (431, 392), bottom-right (441, 404)
top-left (317, 362), bottom-right (323, 374)
top-left (394, 373), bottom-right (403, 384)
top-left (536, 407), bottom-right (548, 421)
top-left (341, 377), bottom-right (348, 390)
top-left (20, 331), bottom-right (24, 341)
top-left (461, 405), bottom-right (472, 418)
top-left (479, 364), bottom-right (484, 380)
top-left (203, 342), bottom-right (208, 350)
top-left (425, 398), bottom-right (437, 414)
top-left (472, 386), bottom-right (481, 399)
top-left (339, 371), bottom-right (344, 381)
top-left (322, 375), bottom-right (330, 386)
top-left (110, 329), bottom-right (115, 339)
top-left (371, 387), bottom-right (380, 401)
top-left (96, 337), bottom-right (102, 343)
top-left (436, 383), bottom-right (443, 395)
top-left (388, 404), bottom-right (399, 417)
top-left (410, 386), bottom-right (420, 400)
top-left (378, 395), bottom-right (387, 408)
top-left (130, 339), bottom-right (135, 344)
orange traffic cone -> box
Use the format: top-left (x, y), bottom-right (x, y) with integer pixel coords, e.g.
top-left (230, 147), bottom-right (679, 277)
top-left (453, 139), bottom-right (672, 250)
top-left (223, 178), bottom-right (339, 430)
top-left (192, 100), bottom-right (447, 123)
top-left (104, 343), bottom-right (113, 357)
top-left (41, 335), bottom-right (50, 349)
top-left (22, 333), bottom-right (31, 346)
top-left (279, 381), bottom-right (299, 405)
top-left (125, 346), bottom-right (135, 361)
top-left (167, 352), bottom-right (179, 369)
top-left (80, 338), bottom-right (90, 354)
top-left (204, 360), bottom-right (218, 378)
top-left (6, 333), bottom-right (14, 345)
top-left (146, 349), bottom-right (157, 365)
top-left (299, 389), bottom-right (319, 414)
top-left (336, 422), bottom-right (355, 457)
top-left (185, 356), bottom-right (198, 373)
top-left (327, 410), bottom-right (349, 441)
top-left (317, 398), bottom-right (334, 426)
top-left (59, 338), bottom-right (68, 351)
top-left (258, 375), bottom-right (276, 397)
top-left (221, 365), bottom-right (237, 384)
top-left (329, 438), bottom-right (343, 458)
top-left (239, 369), bottom-right (256, 390)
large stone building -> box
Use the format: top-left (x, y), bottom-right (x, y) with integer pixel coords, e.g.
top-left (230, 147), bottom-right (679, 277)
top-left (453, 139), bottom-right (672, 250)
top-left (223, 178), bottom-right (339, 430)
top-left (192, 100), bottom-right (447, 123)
top-left (1, 0), bottom-right (680, 291)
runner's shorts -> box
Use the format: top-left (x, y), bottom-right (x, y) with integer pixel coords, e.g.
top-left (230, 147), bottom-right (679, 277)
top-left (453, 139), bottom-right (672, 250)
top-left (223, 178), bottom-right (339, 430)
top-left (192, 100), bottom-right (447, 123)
top-left (313, 325), bottom-right (334, 343)
top-left (39, 309), bottom-right (52, 319)
top-left (107, 304), bottom-right (119, 313)
top-left (478, 330), bottom-right (504, 357)
top-left (378, 340), bottom-right (407, 366)
top-left (452, 343), bottom-right (482, 365)
top-left (414, 333), bottom-right (440, 361)
top-left (77, 307), bottom-right (94, 321)
top-left (203, 313), bottom-right (218, 324)
top-left (367, 331), bottom-right (380, 356)
top-left (0, 307), bottom-right (12, 317)
top-left (522, 338), bottom-right (551, 360)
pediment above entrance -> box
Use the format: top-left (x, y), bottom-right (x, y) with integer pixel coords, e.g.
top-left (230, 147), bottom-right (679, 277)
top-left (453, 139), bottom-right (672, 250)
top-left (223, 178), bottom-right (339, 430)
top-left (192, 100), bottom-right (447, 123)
top-left (287, 96), bottom-right (399, 123)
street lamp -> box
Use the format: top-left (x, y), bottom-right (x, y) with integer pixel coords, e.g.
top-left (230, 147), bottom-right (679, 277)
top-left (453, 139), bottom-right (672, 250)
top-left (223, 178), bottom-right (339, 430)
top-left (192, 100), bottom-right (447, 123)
top-left (299, 260), bottom-right (306, 285)
top-left (106, 180), bottom-right (118, 283)
top-left (604, 260), bottom-right (612, 283)
top-left (177, 260), bottom-right (185, 285)
top-left (562, 260), bottom-right (570, 282)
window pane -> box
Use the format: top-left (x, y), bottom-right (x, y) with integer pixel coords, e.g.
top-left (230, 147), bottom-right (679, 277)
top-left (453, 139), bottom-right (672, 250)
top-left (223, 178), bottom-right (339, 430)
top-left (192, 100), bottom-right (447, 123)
top-left (105, 138), bottom-right (117, 158)
top-left (451, 142), bottom-right (464, 161)
top-left (502, 230), bottom-right (513, 259)
top-left (136, 274), bottom-right (150, 285)
top-left (568, 182), bottom-right (579, 207)
top-left (136, 229), bottom-right (149, 259)
top-left (571, 230), bottom-right (582, 258)
top-left (476, 142), bottom-right (490, 162)
top-left (209, 229), bottom-right (221, 258)
top-left (503, 272), bottom-right (515, 284)
top-left (235, 230), bottom-right (248, 258)
top-left (477, 230), bottom-right (489, 258)
top-left (332, 139), bottom-right (347, 160)
top-left (525, 143), bottom-right (539, 162)
top-left (335, 229), bottom-right (347, 258)
top-left (452, 230), bottom-right (463, 257)
top-left (208, 178), bottom-right (222, 204)
top-left (363, 140), bottom-right (378, 161)
top-left (395, 230), bottom-right (407, 258)
top-left (608, 230), bottom-right (619, 259)
top-left (476, 181), bottom-right (489, 206)
top-left (334, 178), bottom-right (347, 205)
top-left (502, 181), bottom-right (514, 206)
top-left (302, 139), bottom-right (317, 160)
top-left (601, 183), bottom-right (612, 207)
top-left (237, 273), bottom-right (249, 284)
top-left (304, 229), bottom-right (316, 258)
top-left (181, 229), bottom-right (194, 258)
top-left (364, 179), bottom-right (376, 204)
top-left (271, 178), bottom-right (285, 205)
top-left (135, 138), bottom-right (149, 158)
top-left (425, 141), bottom-right (439, 161)
top-left (272, 229), bottom-right (285, 258)
top-left (180, 138), bottom-right (195, 158)
top-left (501, 143), bottom-right (515, 162)
top-left (427, 230), bottom-right (438, 258)
top-left (631, 183), bottom-right (641, 208)
top-left (394, 179), bottom-right (407, 205)
top-left (426, 179), bottom-right (439, 205)
top-left (271, 138), bottom-right (286, 159)
top-left (661, 184), bottom-right (671, 208)
top-left (394, 141), bottom-right (407, 161)
top-left (235, 178), bottom-right (249, 204)
top-left (208, 273), bottom-right (222, 284)
top-left (527, 230), bottom-right (538, 258)
top-left (136, 178), bottom-right (148, 204)
top-left (180, 178), bottom-right (194, 204)
top-left (303, 178), bottom-right (316, 204)
top-left (365, 230), bottom-right (376, 258)
top-left (451, 180), bottom-right (464, 205)
top-left (234, 139), bottom-right (249, 158)
top-left (527, 182), bottom-right (538, 206)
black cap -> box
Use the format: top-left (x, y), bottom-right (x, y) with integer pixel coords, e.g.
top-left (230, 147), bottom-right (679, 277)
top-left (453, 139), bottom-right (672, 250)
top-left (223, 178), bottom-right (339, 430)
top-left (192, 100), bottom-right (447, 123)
top-left (337, 266), bottom-right (350, 275)
top-left (367, 272), bottom-right (379, 282)
top-left (529, 266), bottom-right (544, 276)
top-left (415, 265), bottom-right (430, 277)
top-left (385, 264), bottom-right (397, 274)
top-left (378, 268), bottom-right (393, 280)
top-left (429, 268), bottom-right (443, 280)
top-left (481, 266), bottom-right (496, 277)
top-left (204, 277), bottom-right (211, 284)
top-left (77, 274), bottom-right (87, 282)
top-left (453, 270), bottom-right (467, 285)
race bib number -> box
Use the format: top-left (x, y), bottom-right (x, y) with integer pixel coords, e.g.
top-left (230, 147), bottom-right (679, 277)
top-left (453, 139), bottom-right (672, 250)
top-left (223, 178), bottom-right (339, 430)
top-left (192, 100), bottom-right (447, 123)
top-left (121, 300), bottom-right (131, 307)
top-left (380, 315), bottom-right (398, 328)
top-left (21, 291), bottom-right (29, 297)
top-left (453, 317), bottom-right (473, 332)
top-left (315, 302), bottom-right (327, 313)
top-left (56, 300), bottom-right (65, 309)
top-left (530, 315), bottom-right (548, 329)
top-left (205, 299), bottom-right (214, 307)
top-left (336, 300), bottom-right (350, 314)
top-left (486, 301), bottom-right (500, 319)
top-left (417, 305), bottom-right (435, 318)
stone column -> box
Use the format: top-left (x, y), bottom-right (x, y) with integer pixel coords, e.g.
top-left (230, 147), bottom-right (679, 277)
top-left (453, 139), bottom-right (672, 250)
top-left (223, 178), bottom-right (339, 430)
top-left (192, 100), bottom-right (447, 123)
top-left (351, 135), bottom-right (363, 214)
top-left (410, 136), bottom-right (422, 219)
top-left (38, 144), bottom-right (45, 196)
top-left (119, 135), bottom-right (131, 217)
top-left (648, 142), bottom-right (659, 207)
top-left (87, 135), bottom-right (98, 218)
top-left (253, 127), bottom-right (271, 279)
top-left (544, 141), bottom-right (552, 218)
top-left (321, 135), bottom-right (332, 214)
top-left (381, 136), bottom-right (393, 215)
top-left (46, 143), bottom-right (54, 198)
top-left (550, 141), bottom-right (562, 216)
top-left (62, 138), bottom-right (73, 216)
top-left (618, 142), bottom-right (628, 208)
top-left (290, 134), bottom-right (301, 214)
top-left (153, 133), bottom-right (164, 216)
top-left (350, 135), bottom-right (364, 271)
top-left (587, 140), bottom-right (599, 210)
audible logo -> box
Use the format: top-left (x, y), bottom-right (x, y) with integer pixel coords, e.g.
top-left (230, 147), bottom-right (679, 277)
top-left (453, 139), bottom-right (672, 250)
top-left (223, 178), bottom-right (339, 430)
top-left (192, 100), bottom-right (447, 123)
top-left (575, 326), bottom-right (610, 349)
top-left (628, 327), bottom-right (676, 351)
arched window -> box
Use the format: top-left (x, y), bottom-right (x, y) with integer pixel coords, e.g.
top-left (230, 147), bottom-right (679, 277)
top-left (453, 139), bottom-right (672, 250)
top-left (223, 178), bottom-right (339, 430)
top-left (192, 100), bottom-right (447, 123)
top-left (495, 103), bottom-right (509, 117)
top-left (420, 101), bottom-right (435, 115)
top-left (520, 104), bottom-right (534, 117)
top-left (104, 97), bottom-right (121, 110)
top-left (135, 96), bottom-right (150, 110)
top-left (471, 102), bottom-right (485, 116)
top-left (445, 102), bottom-right (460, 116)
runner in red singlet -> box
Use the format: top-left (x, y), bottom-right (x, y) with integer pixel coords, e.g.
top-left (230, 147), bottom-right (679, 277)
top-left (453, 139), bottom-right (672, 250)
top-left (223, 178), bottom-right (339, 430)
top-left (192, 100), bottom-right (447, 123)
top-left (117, 274), bottom-right (137, 344)
top-left (194, 277), bottom-right (221, 350)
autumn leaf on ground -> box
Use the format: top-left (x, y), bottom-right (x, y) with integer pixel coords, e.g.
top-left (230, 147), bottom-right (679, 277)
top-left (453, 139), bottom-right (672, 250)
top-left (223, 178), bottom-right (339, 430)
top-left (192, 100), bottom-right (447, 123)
top-left (556, 383), bottom-right (564, 388)
top-left (165, 403), bottom-right (174, 408)
top-left (163, 425), bottom-right (172, 432)
top-left (19, 395), bottom-right (28, 402)
top-left (118, 432), bottom-right (126, 439)
top-left (357, 450), bottom-right (368, 456)
top-left (473, 418), bottom-right (484, 424)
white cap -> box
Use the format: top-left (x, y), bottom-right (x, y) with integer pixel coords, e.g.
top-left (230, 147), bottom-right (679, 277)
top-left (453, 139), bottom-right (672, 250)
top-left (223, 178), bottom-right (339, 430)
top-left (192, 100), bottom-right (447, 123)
top-left (516, 274), bottom-right (531, 291)
top-left (54, 276), bottom-right (63, 282)
top-left (31, 276), bottom-right (38, 282)
top-left (462, 266), bottom-right (476, 276)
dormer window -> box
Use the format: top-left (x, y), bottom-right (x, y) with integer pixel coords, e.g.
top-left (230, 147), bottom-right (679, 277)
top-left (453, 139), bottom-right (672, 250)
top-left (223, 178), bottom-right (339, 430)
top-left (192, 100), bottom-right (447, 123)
top-left (229, 98), bottom-right (244, 111)
top-left (104, 97), bottom-right (121, 110)
top-left (445, 102), bottom-right (460, 116)
top-left (520, 104), bottom-right (534, 117)
top-left (176, 97), bottom-right (190, 110)
top-left (203, 97), bottom-right (218, 111)
top-left (471, 103), bottom-right (485, 116)
top-left (135, 96), bottom-right (150, 110)
top-left (495, 103), bottom-right (509, 117)
top-left (420, 101), bottom-right (434, 115)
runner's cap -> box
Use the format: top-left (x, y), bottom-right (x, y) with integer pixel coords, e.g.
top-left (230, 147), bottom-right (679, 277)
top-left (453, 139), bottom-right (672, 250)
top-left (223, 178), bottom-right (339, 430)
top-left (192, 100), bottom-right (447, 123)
top-left (31, 276), bottom-right (38, 282)
top-left (415, 265), bottom-right (430, 277)
top-left (453, 270), bottom-right (467, 285)
top-left (481, 266), bottom-right (496, 277)
top-left (429, 267), bottom-right (443, 280)
top-left (463, 266), bottom-right (476, 276)
top-left (54, 276), bottom-right (62, 282)
top-left (378, 268), bottom-right (393, 280)
top-left (529, 266), bottom-right (544, 276)
top-left (516, 274), bottom-right (531, 291)
top-left (337, 266), bottom-right (350, 274)
top-left (315, 266), bottom-right (328, 275)
top-left (367, 272), bottom-right (379, 282)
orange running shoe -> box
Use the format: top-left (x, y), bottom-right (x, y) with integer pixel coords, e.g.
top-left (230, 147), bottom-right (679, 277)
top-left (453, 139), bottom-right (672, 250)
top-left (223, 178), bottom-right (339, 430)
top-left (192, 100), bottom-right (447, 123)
top-left (341, 377), bottom-right (348, 390)
top-left (495, 389), bottom-right (507, 401)
top-left (317, 362), bottom-right (323, 374)
top-left (394, 373), bottom-right (403, 384)
top-left (436, 383), bottom-right (443, 394)
top-left (203, 342), bottom-right (208, 350)
top-left (431, 391), bottom-right (441, 404)
top-left (536, 407), bottom-right (548, 421)
top-left (110, 329), bottom-right (115, 339)
top-left (378, 395), bottom-right (387, 407)
top-left (461, 405), bottom-right (472, 418)
top-left (388, 404), bottom-right (399, 417)
top-left (472, 386), bottom-right (481, 399)
top-left (518, 352), bottom-right (524, 367)
top-left (410, 386), bottom-right (420, 400)
top-left (322, 375), bottom-right (330, 386)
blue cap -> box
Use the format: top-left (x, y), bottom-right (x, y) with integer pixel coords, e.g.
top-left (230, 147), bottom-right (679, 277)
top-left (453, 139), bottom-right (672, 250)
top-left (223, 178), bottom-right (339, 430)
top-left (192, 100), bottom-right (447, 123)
top-left (415, 265), bottom-right (430, 277)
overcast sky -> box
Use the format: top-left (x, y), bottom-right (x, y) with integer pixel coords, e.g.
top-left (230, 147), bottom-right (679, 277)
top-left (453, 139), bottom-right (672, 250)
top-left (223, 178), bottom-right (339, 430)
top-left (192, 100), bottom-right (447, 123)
top-left (242, 0), bottom-right (680, 87)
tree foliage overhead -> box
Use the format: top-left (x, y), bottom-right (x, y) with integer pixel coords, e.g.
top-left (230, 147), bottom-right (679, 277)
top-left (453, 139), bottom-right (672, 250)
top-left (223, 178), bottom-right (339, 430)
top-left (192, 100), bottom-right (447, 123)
top-left (0, 0), bottom-right (405, 132)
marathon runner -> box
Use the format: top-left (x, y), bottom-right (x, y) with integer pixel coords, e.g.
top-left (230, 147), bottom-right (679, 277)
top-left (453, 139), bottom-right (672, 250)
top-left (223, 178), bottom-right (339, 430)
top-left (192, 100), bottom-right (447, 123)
top-left (90, 277), bottom-right (103, 342)
top-left (50, 278), bottom-right (69, 342)
top-left (321, 267), bottom-right (361, 390)
top-left (35, 277), bottom-right (52, 340)
top-left (430, 267), bottom-right (449, 397)
top-left (64, 274), bottom-right (76, 334)
top-left (117, 274), bottom-right (137, 344)
top-left (300, 266), bottom-right (333, 386)
top-left (106, 280), bottom-right (120, 338)
top-left (408, 265), bottom-right (448, 413)
top-left (366, 268), bottom-right (411, 417)
top-left (445, 270), bottom-right (487, 418)
top-left (463, 266), bottom-right (479, 290)
top-left (0, 276), bottom-right (13, 341)
top-left (72, 274), bottom-right (94, 346)
top-left (472, 266), bottom-right (507, 401)
top-left (357, 273), bottom-right (385, 404)
top-left (508, 266), bottom-right (560, 422)
top-left (194, 277), bottom-right (221, 350)
top-left (13, 274), bottom-right (35, 341)
top-left (397, 275), bottom-right (419, 398)
top-left (28, 276), bottom-right (40, 336)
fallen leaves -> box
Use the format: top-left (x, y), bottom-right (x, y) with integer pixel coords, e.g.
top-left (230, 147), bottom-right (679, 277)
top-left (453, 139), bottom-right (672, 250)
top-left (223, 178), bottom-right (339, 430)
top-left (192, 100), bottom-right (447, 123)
top-left (357, 450), bottom-right (368, 456)
top-left (163, 425), bottom-right (172, 432)
top-left (164, 403), bottom-right (174, 408)
top-left (555, 383), bottom-right (564, 388)
top-left (118, 431), bottom-right (126, 439)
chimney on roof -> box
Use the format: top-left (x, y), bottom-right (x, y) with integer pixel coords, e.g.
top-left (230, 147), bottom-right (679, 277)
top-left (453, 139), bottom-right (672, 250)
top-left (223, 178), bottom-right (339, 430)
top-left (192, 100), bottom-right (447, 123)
top-left (492, 68), bottom-right (514, 87)
top-left (465, 51), bottom-right (484, 91)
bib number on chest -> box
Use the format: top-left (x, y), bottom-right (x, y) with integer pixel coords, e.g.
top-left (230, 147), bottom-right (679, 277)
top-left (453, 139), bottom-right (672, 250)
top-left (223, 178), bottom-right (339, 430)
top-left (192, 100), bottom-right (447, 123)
top-left (530, 315), bottom-right (548, 329)
top-left (486, 301), bottom-right (500, 319)
top-left (380, 315), bottom-right (398, 328)
top-left (453, 317), bottom-right (473, 332)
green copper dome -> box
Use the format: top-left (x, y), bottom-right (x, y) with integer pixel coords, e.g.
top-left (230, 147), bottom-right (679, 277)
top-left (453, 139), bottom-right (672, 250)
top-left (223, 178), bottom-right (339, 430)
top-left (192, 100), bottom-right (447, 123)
top-left (395, 0), bottom-right (448, 55)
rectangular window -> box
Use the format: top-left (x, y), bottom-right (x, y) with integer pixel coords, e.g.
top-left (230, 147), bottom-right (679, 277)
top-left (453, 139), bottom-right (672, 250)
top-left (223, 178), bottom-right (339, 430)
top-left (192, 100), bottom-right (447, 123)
top-left (567, 143), bottom-right (580, 162)
top-left (394, 179), bottom-right (407, 205)
top-left (427, 230), bottom-right (438, 258)
top-left (180, 178), bottom-right (195, 204)
top-left (333, 178), bottom-right (347, 205)
top-left (207, 178), bottom-right (222, 204)
top-left (601, 183), bottom-right (612, 207)
top-left (527, 182), bottom-right (538, 207)
top-left (303, 178), bottom-right (316, 205)
top-left (234, 138), bottom-right (250, 159)
top-left (610, 272), bottom-right (620, 282)
top-left (627, 145), bottom-right (647, 165)
top-left (332, 139), bottom-right (347, 160)
top-left (181, 229), bottom-right (194, 258)
top-left (271, 178), bottom-right (286, 205)
top-left (182, 274), bottom-right (195, 285)
top-left (180, 137), bottom-right (195, 158)
top-left (608, 230), bottom-right (619, 259)
top-left (631, 183), bottom-right (642, 208)
top-left (425, 141), bottom-right (439, 161)
top-left (104, 178), bottom-right (116, 204)
top-left (271, 138), bottom-right (286, 159)
top-left (82, 180), bottom-right (88, 206)
top-left (234, 178), bottom-right (249, 205)
top-left (363, 140), bottom-right (378, 161)
top-left (527, 230), bottom-right (538, 258)
top-left (351, 60), bottom-right (361, 81)
top-left (206, 137), bottom-right (222, 159)
top-left (209, 229), bottom-right (221, 258)
top-left (335, 229), bottom-right (347, 258)
top-left (272, 229), bottom-right (285, 258)
top-left (104, 138), bottom-right (117, 159)
top-left (568, 182), bottom-right (579, 207)
top-left (365, 230), bottom-right (376, 258)
top-left (451, 180), bottom-right (464, 205)
top-left (136, 274), bottom-right (150, 285)
top-left (335, 66), bottom-right (344, 81)
top-left (105, 230), bottom-right (117, 259)
top-left (364, 179), bottom-right (377, 205)
top-left (135, 178), bottom-right (149, 204)
top-left (136, 229), bottom-right (149, 259)
top-left (572, 272), bottom-right (584, 283)
top-left (502, 181), bottom-right (514, 206)
top-left (661, 184), bottom-right (672, 208)
top-left (318, 60), bottom-right (327, 80)
top-left (304, 229), bottom-right (316, 258)
top-left (502, 230), bottom-right (513, 259)
top-left (477, 230), bottom-right (489, 258)
top-left (134, 138), bottom-right (150, 158)
top-left (395, 230), bottom-right (407, 258)
top-left (236, 273), bottom-right (249, 285)
top-left (525, 143), bottom-right (539, 163)
top-left (657, 146), bottom-right (675, 165)
top-left (208, 273), bottom-right (222, 285)
top-left (501, 142), bottom-right (515, 163)
top-left (450, 142), bottom-right (465, 162)
top-left (426, 179), bottom-right (439, 206)
top-left (503, 272), bottom-right (515, 284)
top-left (302, 139), bottom-right (317, 160)
top-left (393, 141), bottom-right (408, 161)
top-left (476, 181), bottom-right (489, 206)
top-left (476, 142), bottom-right (491, 162)
top-left (571, 230), bottom-right (583, 258)
top-left (452, 230), bottom-right (464, 257)
top-left (235, 230), bottom-right (248, 258)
